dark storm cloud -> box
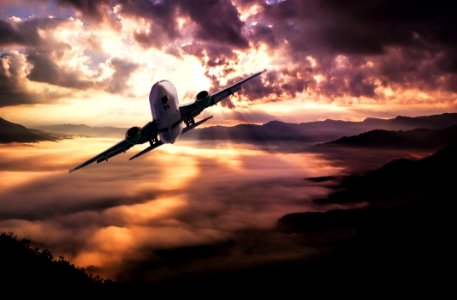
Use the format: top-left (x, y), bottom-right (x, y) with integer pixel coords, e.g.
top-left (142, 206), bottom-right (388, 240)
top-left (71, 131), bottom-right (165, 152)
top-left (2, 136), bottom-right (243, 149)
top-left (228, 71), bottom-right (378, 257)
top-left (437, 52), bottom-right (457, 75)
top-left (256, 0), bottom-right (457, 56)
top-left (62, 0), bottom-right (248, 49)
top-left (105, 58), bottom-right (139, 94)
top-left (52, 0), bottom-right (457, 98)
top-left (57, 0), bottom-right (110, 20)
top-left (178, 0), bottom-right (248, 48)
top-left (27, 51), bottom-right (94, 89)
top-left (181, 43), bottom-right (237, 70)
top-left (52, 0), bottom-right (249, 94)
top-left (2, 0), bottom-right (456, 105)
top-left (117, 0), bottom-right (178, 48)
top-left (0, 53), bottom-right (38, 107)
top-left (0, 16), bottom-right (141, 100)
top-left (0, 17), bottom-right (96, 105)
top-left (241, 69), bottom-right (311, 100)
top-left (0, 17), bottom-right (80, 51)
top-left (0, 20), bottom-right (22, 46)
top-left (14, 17), bottom-right (97, 90)
top-left (1, 17), bottom-right (67, 47)
top-left (181, 42), bottom-right (244, 104)
top-left (136, 0), bottom-right (247, 48)
top-left (246, 0), bottom-right (457, 97)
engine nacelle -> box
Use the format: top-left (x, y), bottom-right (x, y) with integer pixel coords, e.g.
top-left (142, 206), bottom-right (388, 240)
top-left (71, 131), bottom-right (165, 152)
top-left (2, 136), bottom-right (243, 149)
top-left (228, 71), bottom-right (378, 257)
top-left (196, 90), bottom-right (212, 108)
top-left (126, 126), bottom-right (142, 144)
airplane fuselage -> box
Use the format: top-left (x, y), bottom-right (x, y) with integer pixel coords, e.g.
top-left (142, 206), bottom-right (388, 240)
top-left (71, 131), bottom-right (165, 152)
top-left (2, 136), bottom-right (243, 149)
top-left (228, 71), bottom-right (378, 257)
top-left (149, 80), bottom-right (183, 144)
top-left (69, 70), bottom-right (265, 172)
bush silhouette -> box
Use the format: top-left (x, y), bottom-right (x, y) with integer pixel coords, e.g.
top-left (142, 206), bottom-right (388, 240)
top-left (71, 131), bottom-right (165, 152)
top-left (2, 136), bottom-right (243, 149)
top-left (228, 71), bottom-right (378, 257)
top-left (0, 232), bottom-right (107, 293)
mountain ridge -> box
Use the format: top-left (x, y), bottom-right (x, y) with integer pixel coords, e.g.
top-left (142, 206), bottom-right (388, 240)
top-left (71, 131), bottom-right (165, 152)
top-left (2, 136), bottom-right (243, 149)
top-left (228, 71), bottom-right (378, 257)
top-left (34, 123), bottom-right (126, 138)
top-left (6, 112), bottom-right (457, 144)
top-left (184, 112), bottom-right (457, 143)
top-left (325, 125), bottom-right (457, 149)
top-left (0, 117), bottom-right (58, 143)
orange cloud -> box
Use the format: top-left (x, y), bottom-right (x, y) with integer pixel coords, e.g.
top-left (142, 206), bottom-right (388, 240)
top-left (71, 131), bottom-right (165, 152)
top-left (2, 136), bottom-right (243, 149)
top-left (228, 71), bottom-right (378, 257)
top-left (0, 137), bottom-right (342, 278)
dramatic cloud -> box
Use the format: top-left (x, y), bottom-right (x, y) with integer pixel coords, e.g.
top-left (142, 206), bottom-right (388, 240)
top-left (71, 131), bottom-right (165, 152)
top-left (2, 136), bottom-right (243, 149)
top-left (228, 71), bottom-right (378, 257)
top-left (57, 0), bottom-right (111, 21)
top-left (0, 20), bottom-right (21, 46)
top-left (0, 17), bottom-right (94, 106)
top-left (0, 52), bottom-right (38, 106)
top-left (241, 0), bottom-right (457, 99)
top-left (27, 50), bottom-right (94, 89)
top-left (178, 0), bottom-right (248, 48)
top-left (1, 0), bottom-right (456, 122)
top-left (104, 0), bottom-right (248, 48)
top-left (105, 58), bottom-right (139, 94)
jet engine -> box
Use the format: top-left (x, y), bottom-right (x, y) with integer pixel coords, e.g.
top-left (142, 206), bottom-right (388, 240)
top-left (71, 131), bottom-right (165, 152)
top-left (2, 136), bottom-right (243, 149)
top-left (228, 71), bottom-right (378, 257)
top-left (196, 90), bottom-right (212, 108)
top-left (126, 126), bottom-right (142, 144)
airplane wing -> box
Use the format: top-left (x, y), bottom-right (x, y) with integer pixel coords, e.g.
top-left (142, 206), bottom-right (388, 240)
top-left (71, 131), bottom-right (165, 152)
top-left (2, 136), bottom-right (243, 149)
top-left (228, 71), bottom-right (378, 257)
top-left (180, 69), bottom-right (266, 122)
top-left (69, 121), bottom-right (161, 173)
top-left (211, 69), bottom-right (266, 105)
top-left (69, 139), bottom-right (133, 173)
top-left (129, 141), bottom-right (163, 161)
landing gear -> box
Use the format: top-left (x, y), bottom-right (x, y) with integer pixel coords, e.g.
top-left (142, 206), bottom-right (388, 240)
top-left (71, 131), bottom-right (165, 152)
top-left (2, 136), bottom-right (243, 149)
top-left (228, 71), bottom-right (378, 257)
top-left (150, 134), bottom-right (158, 145)
top-left (185, 118), bottom-right (196, 127)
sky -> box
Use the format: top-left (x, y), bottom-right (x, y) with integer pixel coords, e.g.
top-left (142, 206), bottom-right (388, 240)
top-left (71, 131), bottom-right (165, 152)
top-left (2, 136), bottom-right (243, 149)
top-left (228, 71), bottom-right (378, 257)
top-left (1, 0), bottom-right (457, 127)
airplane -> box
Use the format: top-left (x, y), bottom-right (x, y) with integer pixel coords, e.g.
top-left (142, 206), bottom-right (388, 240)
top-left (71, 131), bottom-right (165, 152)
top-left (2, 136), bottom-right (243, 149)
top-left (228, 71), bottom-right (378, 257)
top-left (69, 69), bottom-right (266, 172)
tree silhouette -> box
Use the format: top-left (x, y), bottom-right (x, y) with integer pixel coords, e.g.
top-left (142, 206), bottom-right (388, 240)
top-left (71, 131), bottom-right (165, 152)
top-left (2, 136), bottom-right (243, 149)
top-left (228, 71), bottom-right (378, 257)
top-left (0, 232), bottom-right (109, 295)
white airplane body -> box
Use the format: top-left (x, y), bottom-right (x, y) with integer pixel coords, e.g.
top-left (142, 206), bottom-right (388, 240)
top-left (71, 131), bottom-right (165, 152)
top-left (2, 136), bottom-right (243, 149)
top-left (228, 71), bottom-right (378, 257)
top-left (70, 70), bottom-right (266, 172)
top-left (150, 80), bottom-right (182, 144)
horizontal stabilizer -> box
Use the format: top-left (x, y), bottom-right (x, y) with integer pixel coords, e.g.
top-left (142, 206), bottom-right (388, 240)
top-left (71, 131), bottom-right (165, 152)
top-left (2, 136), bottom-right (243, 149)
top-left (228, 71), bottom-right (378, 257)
top-left (182, 116), bottom-right (213, 135)
top-left (129, 141), bottom-right (164, 160)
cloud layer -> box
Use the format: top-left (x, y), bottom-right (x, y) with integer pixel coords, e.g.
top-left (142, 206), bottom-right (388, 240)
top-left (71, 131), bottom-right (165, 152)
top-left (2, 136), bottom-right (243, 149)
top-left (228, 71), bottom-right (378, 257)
top-left (0, 138), bottom-right (340, 277)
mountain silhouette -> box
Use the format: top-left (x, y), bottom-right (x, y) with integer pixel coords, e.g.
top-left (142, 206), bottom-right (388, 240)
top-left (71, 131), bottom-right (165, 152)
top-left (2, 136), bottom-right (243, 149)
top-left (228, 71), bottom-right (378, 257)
top-left (0, 117), bottom-right (57, 143)
top-left (0, 232), bottom-right (112, 295)
top-left (313, 141), bottom-right (457, 206)
top-left (35, 123), bottom-right (125, 138)
top-left (184, 112), bottom-right (457, 143)
top-left (36, 112), bottom-right (457, 143)
top-left (362, 112), bottom-right (457, 130)
top-left (326, 125), bottom-right (457, 149)
top-left (274, 142), bottom-right (456, 295)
